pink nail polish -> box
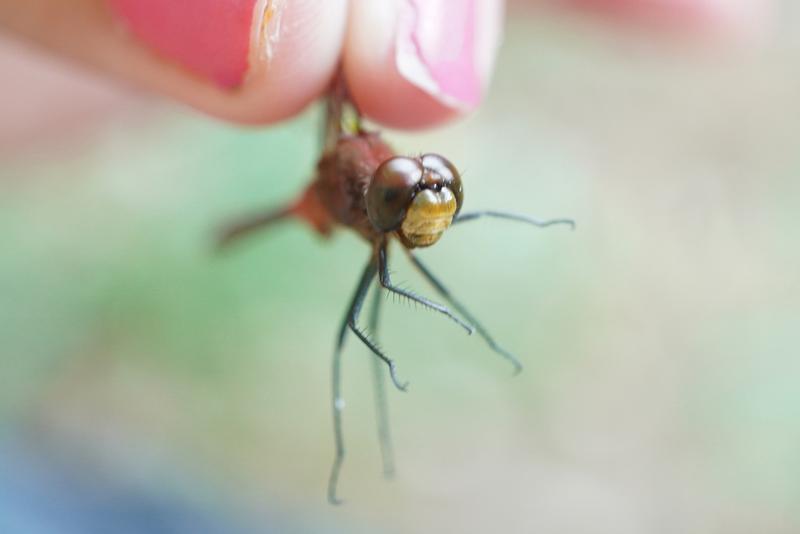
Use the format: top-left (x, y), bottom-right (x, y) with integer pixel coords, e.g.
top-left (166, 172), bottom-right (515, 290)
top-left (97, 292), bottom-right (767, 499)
top-left (396, 0), bottom-right (484, 109)
top-left (109, 0), bottom-right (269, 89)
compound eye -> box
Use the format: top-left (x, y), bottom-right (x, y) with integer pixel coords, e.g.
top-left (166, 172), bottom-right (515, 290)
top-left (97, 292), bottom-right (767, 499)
top-left (366, 156), bottom-right (424, 231)
top-left (421, 153), bottom-right (463, 214)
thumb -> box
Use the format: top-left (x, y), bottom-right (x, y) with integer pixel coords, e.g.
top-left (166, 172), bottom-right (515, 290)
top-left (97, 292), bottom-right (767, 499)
top-left (0, 0), bottom-right (347, 124)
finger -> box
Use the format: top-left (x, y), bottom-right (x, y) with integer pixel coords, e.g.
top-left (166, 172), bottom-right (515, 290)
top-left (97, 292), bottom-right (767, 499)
top-left (540, 0), bottom-right (770, 38)
top-left (0, 0), bottom-right (347, 124)
top-left (344, 0), bottom-right (505, 129)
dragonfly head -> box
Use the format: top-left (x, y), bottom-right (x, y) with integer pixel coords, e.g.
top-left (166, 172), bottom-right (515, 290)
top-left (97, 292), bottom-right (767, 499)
top-left (366, 154), bottom-right (463, 248)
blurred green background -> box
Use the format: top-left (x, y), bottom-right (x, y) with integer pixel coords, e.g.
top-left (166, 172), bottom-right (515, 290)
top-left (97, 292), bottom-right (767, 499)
top-left (2, 9), bottom-right (800, 534)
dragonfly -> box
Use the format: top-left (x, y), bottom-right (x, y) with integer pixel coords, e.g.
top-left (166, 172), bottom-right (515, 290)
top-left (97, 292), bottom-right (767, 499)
top-left (218, 73), bottom-right (574, 504)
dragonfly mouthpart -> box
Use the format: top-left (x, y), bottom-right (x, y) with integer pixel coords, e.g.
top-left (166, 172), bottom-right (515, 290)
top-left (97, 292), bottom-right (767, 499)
top-left (397, 187), bottom-right (457, 248)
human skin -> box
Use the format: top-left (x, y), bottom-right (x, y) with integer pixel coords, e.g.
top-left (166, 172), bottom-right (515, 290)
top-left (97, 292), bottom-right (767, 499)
top-left (0, 0), bottom-right (502, 129)
top-left (0, 0), bottom-right (767, 130)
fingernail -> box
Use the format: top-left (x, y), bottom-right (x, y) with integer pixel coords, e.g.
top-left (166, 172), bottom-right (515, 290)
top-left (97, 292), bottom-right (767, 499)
top-left (396, 0), bottom-right (498, 109)
top-left (109, 0), bottom-right (284, 89)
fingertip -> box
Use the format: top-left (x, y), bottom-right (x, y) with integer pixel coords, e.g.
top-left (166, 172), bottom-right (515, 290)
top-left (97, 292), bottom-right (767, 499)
top-left (556, 0), bottom-right (771, 39)
top-left (108, 0), bottom-right (348, 124)
top-left (210, 0), bottom-right (348, 124)
top-left (345, 59), bottom-right (459, 129)
top-left (344, 0), bottom-right (504, 130)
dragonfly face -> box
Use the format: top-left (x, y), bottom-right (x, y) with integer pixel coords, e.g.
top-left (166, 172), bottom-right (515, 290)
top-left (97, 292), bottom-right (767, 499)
top-left (366, 153), bottom-right (464, 248)
top-left (218, 74), bottom-right (574, 504)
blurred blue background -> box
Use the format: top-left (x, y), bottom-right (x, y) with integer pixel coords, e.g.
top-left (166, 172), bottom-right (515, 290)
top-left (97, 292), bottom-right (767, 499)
top-left (1, 4), bottom-right (799, 533)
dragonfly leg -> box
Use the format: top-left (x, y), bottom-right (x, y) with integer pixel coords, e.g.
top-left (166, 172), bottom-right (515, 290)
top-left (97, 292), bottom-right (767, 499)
top-left (216, 206), bottom-right (293, 249)
top-left (328, 281), bottom-right (357, 504)
top-left (368, 283), bottom-right (395, 478)
top-left (328, 255), bottom-right (406, 505)
top-left (406, 252), bottom-right (524, 375)
top-left (452, 210), bottom-right (575, 230)
top-left (378, 242), bottom-right (474, 335)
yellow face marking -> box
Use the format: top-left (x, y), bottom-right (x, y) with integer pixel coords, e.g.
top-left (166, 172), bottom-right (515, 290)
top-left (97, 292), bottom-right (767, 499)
top-left (399, 188), bottom-right (457, 248)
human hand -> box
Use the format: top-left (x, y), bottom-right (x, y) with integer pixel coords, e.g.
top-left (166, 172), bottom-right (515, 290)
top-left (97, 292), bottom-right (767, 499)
top-left (0, 0), bottom-right (504, 129)
top-left (536, 0), bottom-right (768, 37)
top-left (0, 0), bottom-right (768, 132)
